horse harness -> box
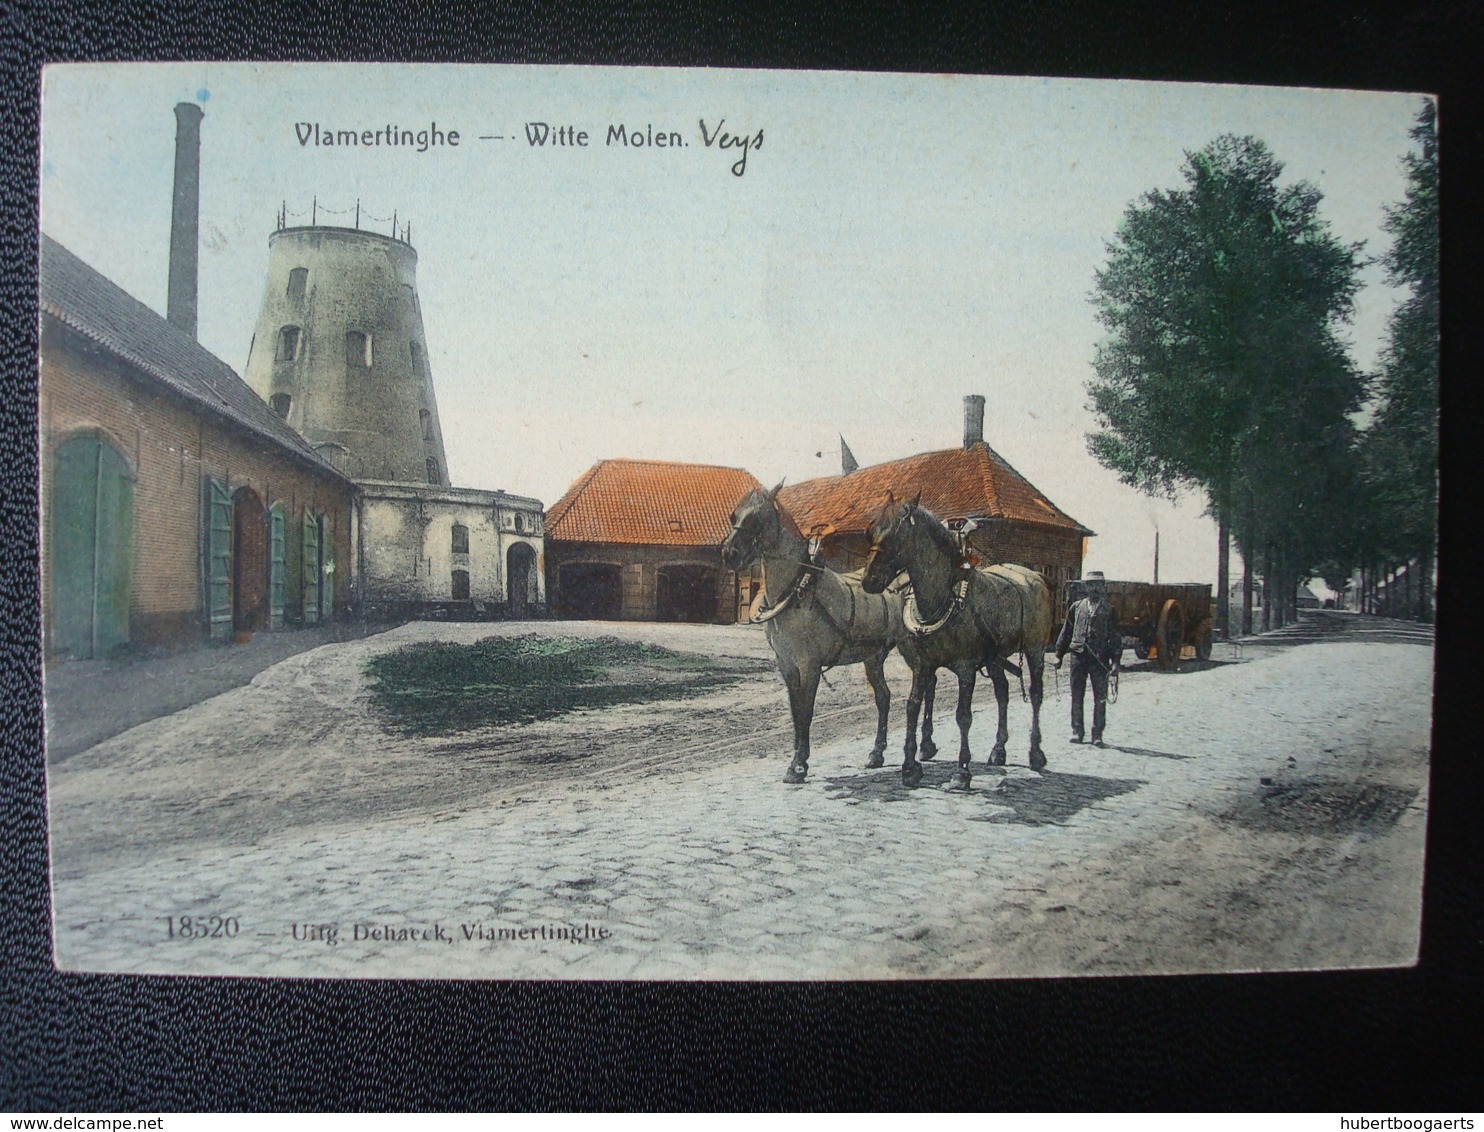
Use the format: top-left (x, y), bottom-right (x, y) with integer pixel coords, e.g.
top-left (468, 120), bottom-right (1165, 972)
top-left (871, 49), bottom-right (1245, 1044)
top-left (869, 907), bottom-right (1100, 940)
top-left (749, 539), bottom-right (888, 671)
top-left (903, 560), bottom-right (1029, 696)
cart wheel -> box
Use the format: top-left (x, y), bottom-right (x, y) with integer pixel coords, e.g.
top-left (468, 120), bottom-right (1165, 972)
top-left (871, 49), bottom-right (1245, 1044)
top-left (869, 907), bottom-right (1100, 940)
top-left (1155, 600), bottom-right (1184, 672)
top-left (1195, 624), bottom-right (1213, 661)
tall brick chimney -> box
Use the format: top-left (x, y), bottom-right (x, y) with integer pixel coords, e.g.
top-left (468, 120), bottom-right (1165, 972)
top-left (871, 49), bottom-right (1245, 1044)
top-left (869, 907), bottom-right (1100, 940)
top-left (167, 102), bottom-right (203, 338)
top-left (963, 394), bottom-right (985, 449)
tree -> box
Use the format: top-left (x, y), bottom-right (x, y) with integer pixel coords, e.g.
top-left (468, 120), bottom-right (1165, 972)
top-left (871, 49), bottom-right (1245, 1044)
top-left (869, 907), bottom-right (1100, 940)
top-left (1088, 135), bottom-right (1366, 633)
top-left (1360, 100), bottom-right (1438, 620)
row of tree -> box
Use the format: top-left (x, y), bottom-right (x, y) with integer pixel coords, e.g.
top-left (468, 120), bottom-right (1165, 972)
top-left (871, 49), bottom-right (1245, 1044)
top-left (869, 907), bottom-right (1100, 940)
top-left (1087, 102), bottom-right (1438, 633)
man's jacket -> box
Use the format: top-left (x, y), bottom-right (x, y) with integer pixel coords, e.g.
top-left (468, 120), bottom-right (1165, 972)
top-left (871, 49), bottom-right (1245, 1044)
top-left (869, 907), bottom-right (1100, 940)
top-left (1055, 598), bottom-right (1121, 666)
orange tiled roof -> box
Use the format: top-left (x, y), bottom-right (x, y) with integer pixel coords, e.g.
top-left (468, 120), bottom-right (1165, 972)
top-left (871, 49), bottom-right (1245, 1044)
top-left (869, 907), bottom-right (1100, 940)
top-left (779, 442), bottom-right (1092, 537)
top-left (546, 459), bottom-right (764, 547)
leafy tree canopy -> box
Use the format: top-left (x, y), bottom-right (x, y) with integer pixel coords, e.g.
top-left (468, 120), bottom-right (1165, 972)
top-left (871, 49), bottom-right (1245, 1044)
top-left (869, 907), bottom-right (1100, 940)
top-left (1088, 133), bottom-right (1368, 609)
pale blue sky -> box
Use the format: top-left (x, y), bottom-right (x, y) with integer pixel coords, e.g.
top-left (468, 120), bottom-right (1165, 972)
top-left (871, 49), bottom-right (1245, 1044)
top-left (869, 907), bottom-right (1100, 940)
top-left (40, 64), bottom-right (1426, 585)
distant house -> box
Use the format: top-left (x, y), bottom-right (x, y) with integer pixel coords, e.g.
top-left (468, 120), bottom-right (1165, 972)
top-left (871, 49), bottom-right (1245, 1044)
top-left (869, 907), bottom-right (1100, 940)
top-left (40, 235), bottom-right (358, 656)
top-left (544, 459), bottom-right (763, 623)
top-left (780, 396), bottom-right (1092, 599)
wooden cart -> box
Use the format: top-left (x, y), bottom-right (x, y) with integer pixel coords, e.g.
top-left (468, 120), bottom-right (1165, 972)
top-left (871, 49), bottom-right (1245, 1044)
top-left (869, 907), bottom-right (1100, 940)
top-left (1060, 579), bottom-right (1215, 671)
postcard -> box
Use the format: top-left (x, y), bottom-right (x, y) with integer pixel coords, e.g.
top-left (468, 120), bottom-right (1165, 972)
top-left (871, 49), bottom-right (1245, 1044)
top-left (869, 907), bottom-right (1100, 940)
top-left (39, 63), bottom-right (1435, 978)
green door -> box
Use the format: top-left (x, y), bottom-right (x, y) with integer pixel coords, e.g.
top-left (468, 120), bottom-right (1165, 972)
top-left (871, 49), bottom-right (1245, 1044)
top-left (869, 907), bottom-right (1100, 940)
top-left (269, 504), bottom-right (286, 629)
top-left (51, 436), bottom-right (134, 658)
top-left (205, 477), bottom-right (233, 641)
top-left (301, 510), bottom-right (320, 625)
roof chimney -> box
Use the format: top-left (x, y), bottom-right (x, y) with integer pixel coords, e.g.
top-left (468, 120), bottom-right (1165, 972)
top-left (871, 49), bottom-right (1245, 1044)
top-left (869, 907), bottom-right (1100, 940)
top-left (167, 102), bottom-right (204, 338)
top-left (963, 394), bottom-right (985, 449)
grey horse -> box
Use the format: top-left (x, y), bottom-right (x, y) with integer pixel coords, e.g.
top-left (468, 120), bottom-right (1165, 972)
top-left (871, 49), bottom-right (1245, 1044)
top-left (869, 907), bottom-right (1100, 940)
top-left (862, 493), bottom-right (1053, 788)
top-left (721, 483), bottom-right (931, 785)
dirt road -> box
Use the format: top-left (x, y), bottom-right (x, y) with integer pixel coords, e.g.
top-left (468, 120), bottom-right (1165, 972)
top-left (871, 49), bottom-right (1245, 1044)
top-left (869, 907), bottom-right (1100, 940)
top-left (46, 612), bottom-right (1431, 979)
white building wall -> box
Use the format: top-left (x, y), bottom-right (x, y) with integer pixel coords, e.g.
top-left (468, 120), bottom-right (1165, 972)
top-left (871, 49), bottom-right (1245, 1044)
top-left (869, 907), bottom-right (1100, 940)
top-left (357, 486), bottom-right (544, 611)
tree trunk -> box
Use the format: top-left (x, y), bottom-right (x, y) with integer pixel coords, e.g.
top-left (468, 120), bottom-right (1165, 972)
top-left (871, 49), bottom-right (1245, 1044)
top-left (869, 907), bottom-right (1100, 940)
top-left (1276, 553), bottom-right (1287, 629)
top-left (1262, 547), bottom-right (1273, 632)
top-left (1419, 547), bottom-right (1434, 624)
top-left (1241, 547), bottom-right (1254, 637)
top-left (1216, 510), bottom-right (1230, 640)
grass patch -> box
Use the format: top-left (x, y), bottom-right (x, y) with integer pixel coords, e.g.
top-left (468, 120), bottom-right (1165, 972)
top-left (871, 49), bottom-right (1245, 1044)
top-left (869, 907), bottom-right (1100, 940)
top-left (366, 634), bottom-right (760, 737)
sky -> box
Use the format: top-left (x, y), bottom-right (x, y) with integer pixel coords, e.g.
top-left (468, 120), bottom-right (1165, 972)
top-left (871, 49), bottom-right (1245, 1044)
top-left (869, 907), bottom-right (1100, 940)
top-left (39, 64), bottom-right (1427, 587)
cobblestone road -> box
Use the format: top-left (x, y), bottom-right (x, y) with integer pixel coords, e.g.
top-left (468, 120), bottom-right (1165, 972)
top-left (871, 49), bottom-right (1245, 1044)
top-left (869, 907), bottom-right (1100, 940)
top-left (47, 615), bottom-right (1431, 979)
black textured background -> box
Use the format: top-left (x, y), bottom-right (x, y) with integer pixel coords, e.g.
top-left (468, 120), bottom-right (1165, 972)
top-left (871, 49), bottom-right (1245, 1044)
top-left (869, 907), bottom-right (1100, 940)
top-left (3, 2), bottom-right (1481, 1111)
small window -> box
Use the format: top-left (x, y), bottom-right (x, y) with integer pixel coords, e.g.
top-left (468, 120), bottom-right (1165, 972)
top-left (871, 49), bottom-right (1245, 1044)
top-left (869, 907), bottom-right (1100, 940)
top-left (346, 331), bottom-right (371, 368)
top-left (402, 283), bottom-right (417, 309)
top-left (276, 326), bottom-right (300, 361)
top-left (420, 409), bottom-right (432, 441)
top-left (451, 569), bottom-right (470, 601)
top-left (270, 393), bottom-right (292, 419)
top-left (426, 457), bottom-right (439, 485)
top-left (452, 523), bottom-right (469, 554)
top-left (410, 340), bottom-right (423, 369)
top-left (287, 268), bottom-right (308, 299)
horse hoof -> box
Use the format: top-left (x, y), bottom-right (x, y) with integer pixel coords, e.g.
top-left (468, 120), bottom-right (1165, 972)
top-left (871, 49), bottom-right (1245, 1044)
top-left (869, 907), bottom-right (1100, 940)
top-left (1029, 748), bottom-right (1047, 773)
top-left (949, 769), bottom-right (972, 792)
top-left (901, 761), bottom-right (923, 788)
top-left (783, 763), bottom-right (808, 784)
top-left (989, 745), bottom-right (1007, 767)
top-left (866, 752), bottom-right (885, 769)
top-left (920, 741), bottom-right (939, 761)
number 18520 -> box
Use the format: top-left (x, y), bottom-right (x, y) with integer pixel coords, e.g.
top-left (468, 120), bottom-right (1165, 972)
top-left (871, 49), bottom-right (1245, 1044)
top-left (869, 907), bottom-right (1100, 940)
top-left (163, 914), bottom-right (240, 939)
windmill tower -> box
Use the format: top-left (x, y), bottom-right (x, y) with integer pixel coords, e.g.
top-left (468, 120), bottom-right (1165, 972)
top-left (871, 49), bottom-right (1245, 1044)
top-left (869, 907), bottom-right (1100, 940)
top-left (243, 220), bottom-right (450, 485)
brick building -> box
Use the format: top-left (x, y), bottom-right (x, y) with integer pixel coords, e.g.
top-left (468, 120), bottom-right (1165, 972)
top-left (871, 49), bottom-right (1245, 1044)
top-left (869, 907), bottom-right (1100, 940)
top-left (545, 459), bottom-right (762, 623)
top-left (40, 235), bottom-right (358, 657)
top-left (779, 396), bottom-right (1092, 597)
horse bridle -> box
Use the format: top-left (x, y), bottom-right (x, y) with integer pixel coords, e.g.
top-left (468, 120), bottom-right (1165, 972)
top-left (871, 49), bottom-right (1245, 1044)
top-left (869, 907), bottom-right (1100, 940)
top-left (866, 512), bottom-right (968, 637)
top-left (863, 512), bottom-right (914, 596)
top-left (730, 501), bottom-right (823, 624)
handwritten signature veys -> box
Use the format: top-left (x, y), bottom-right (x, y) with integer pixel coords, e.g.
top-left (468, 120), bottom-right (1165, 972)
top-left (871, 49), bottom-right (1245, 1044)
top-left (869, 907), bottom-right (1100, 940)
top-left (699, 118), bottom-right (764, 176)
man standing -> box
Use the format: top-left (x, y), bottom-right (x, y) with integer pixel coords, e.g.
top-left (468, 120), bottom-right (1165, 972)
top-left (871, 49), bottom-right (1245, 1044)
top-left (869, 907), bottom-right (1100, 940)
top-left (1053, 571), bottom-right (1122, 747)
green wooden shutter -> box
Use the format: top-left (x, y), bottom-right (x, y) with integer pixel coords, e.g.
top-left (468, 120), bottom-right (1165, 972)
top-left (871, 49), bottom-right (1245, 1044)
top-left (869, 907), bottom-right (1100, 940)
top-left (205, 477), bottom-right (233, 641)
top-left (93, 442), bottom-right (134, 655)
top-left (269, 504), bottom-right (286, 629)
top-left (319, 518), bottom-right (334, 622)
top-left (52, 439), bottom-right (102, 658)
top-left (301, 509), bottom-right (320, 625)
top-left (52, 436), bottom-right (133, 658)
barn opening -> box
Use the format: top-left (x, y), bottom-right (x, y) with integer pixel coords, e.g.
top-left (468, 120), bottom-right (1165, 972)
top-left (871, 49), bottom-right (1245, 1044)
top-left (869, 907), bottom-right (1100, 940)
top-left (657, 565), bottom-right (717, 623)
top-left (231, 486), bottom-right (268, 632)
top-left (51, 434), bottom-right (134, 658)
top-left (558, 563), bottom-right (621, 620)
top-left (507, 542), bottom-right (537, 617)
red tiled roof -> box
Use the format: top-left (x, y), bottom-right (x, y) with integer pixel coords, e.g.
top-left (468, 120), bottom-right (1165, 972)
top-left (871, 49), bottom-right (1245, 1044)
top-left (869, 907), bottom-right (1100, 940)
top-left (779, 442), bottom-right (1091, 537)
top-left (546, 459), bottom-right (764, 547)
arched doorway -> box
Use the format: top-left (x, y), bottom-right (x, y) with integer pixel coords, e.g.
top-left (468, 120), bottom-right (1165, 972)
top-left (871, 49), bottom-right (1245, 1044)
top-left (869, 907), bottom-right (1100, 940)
top-left (51, 434), bottom-right (134, 658)
top-left (657, 564), bottom-right (718, 623)
top-left (507, 542), bottom-right (537, 618)
top-left (558, 562), bottom-right (621, 620)
top-left (232, 487), bottom-right (268, 633)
